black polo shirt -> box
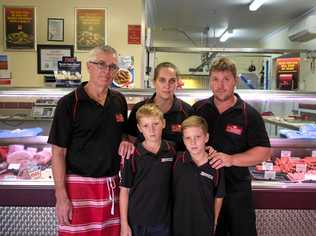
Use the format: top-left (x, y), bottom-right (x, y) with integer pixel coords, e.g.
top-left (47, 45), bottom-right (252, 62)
top-left (173, 151), bottom-right (225, 236)
top-left (120, 140), bottom-right (175, 226)
top-left (48, 82), bottom-right (127, 177)
top-left (193, 94), bottom-right (270, 193)
top-left (126, 93), bottom-right (193, 150)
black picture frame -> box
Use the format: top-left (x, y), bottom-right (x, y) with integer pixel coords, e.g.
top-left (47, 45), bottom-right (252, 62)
top-left (47, 18), bottom-right (64, 41)
top-left (37, 44), bottom-right (74, 74)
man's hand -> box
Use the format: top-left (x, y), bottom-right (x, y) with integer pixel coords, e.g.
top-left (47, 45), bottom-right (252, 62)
top-left (118, 140), bottom-right (135, 161)
top-left (56, 197), bottom-right (72, 225)
top-left (120, 222), bottom-right (132, 236)
top-left (205, 146), bottom-right (217, 157)
top-left (209, 152), bottom-right (233, 169)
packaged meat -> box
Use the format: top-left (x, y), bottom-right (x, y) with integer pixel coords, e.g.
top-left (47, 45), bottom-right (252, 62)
top-left (0, 161), bottom-right (8, 174)
top-left (0, 146), bottom-right (8, 161)
top-left (7, 150), bottom-right (34, 164)
top-left (33, 150), bottom-right (52, 165)
top-left (8, 144), bottom-right (24, 154)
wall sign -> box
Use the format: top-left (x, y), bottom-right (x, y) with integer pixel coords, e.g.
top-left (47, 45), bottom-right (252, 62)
top-left (128, 25), bottom-right (141, 44)
top-left (75, 8), bottom-right (107, 50)
top-left (276, 57), bottom-right (300, 90)
top-left (4, 6), bottom-right (36, 50)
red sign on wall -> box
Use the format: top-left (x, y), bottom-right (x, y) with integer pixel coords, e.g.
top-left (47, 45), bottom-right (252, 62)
top-left (128, 25), bottom-right (141, 44)
top-left (276, 57), bottom-right (300, 90)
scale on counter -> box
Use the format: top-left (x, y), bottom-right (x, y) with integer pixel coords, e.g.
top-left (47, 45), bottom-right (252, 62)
top-left (31, 98), bottom-right (57, 118)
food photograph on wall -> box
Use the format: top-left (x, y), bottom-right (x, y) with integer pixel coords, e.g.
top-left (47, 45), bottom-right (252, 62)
top-left (4, 6), bottom-right (36, 50)
top-left (75, 8), bottom-right (106, 50)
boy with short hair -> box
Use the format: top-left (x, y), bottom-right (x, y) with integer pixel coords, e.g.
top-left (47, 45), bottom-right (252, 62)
top-left (119, 103), bottom-right (175, 236)
top-left (173, 115), bottom-right (225, 236)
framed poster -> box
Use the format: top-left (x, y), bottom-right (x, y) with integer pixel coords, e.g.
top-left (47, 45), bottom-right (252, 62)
top-left (47, 18), bottom-right (64, 41)
top-left (75, 8), bottom-right (107, 50)
top-left (4, 6), bottom-right (36, 50)
top-left (37, 44), bottom-right (74, 74)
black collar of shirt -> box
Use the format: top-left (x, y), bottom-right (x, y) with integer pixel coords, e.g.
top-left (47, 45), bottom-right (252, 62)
top-left (209, 93), bottom-right (244, 113)
top-left (76, 81), bottom-right (113, 107)
top-left (135, 140), bottom-right (170, 157)
top-left (182, 151), bottom-right (209, 167)
top-left (148, 93), bottom-right (183, 114)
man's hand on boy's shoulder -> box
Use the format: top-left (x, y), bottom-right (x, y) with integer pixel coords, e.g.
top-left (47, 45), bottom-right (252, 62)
top-left (209, 151), bottom-right (233, 169)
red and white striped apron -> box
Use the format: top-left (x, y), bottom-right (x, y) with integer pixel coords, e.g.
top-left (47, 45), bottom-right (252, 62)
top-left (58, 175), bottom-right (120, 236)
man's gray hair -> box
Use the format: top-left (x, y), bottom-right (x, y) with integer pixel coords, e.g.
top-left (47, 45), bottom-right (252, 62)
top-left (87, 45), bottom-right (118, 62)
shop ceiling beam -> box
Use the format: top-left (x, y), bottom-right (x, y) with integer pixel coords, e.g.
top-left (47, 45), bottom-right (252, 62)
top-left (148, 47), bottom-right (312, 54)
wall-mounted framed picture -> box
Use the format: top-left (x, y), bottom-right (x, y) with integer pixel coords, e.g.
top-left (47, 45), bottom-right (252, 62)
top-left (75, 8), bottom-right (107, 51)
top-left (47, 18), bottom-right (64, 41)
top-left (37, 44), bottom-right (74, 74)
top-left (3, 6), bottom-right (36, 50)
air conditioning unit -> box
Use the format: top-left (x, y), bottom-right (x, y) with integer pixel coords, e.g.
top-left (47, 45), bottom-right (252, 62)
top-left (288, 15), bottom-right (316, 42)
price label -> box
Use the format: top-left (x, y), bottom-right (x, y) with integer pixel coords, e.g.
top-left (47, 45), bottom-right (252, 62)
top-left (264, 170), bottom-right (276, 180)
top-left (281, 150), bottom-right (291, 158)
top-left (296, 163), bottom-right (307, 173)
top-left (312, 150), bottom-right (316, 157)
top-left (8, 163), bottom-right (20, 170)
top-left (262, 162), bottom-right (273, 171)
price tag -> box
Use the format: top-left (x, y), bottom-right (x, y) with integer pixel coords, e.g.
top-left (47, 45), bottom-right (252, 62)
top-left (312, 150), bottom-right (316, 157)
top-left (8, 163), bottom-right (20, 170)
top-left (264, 170), bottom-right (276, 180)
top-left (262, 162), bottom-right (273, 171)
top-left (296, 163), bottom-right (307, 173)
top-left (281, 150), bottom-right (291, 158)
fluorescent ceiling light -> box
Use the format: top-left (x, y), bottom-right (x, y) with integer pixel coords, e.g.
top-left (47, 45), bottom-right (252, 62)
top-left (220, 30), bottom-right (234, 42)
top-left (249, 0), bottom-right (266, 11)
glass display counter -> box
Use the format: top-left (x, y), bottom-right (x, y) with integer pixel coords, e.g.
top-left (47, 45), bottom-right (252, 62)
top-left (1, 87), bottom-right (316, 235)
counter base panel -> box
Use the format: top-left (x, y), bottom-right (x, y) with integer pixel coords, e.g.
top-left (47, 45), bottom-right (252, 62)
top-left (1, 207), bottom-right (315, 236)
top-left (0, 206), bottom-right (57, 235)
top-left (256, 209), bottom-right (316, 236)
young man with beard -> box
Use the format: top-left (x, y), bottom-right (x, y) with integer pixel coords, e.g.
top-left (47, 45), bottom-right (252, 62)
top-left (193, 57), bottom-right (271, 236)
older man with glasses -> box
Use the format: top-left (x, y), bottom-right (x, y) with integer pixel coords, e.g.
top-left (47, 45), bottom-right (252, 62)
top-left (48, 45), bottom-right (133, 236)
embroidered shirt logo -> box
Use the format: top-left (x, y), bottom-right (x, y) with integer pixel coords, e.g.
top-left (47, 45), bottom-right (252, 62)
top-left (161, 157), bottom-right (173, 162)
top-left (171, 124), bottom-right (181, 132)
top-left (115, 113), bottom-right (124, 122)
top-left (200, 171), bottom-right (213, 180)
top-left (225, 124), bottom-right (243, 135)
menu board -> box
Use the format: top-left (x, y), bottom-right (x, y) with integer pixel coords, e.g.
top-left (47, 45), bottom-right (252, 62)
top-left (76, 8), bottom-right (106, 50)
top-left (4, 6), bottom-right (35, 50)
top-left (276, 58), bottom-right (300, 90)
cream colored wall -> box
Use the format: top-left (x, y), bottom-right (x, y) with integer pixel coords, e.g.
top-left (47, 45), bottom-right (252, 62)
top-left (0, 0), bottom-right (144, 87)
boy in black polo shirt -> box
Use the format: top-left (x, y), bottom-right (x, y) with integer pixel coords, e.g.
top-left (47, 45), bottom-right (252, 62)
top-left (120, 103), bottom-right (175, 236)
top-left (173, 115), bottom-right (225, 236)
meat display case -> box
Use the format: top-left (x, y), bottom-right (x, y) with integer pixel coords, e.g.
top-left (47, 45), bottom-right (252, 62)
top-left (1, 87), bottom-right (316, 235)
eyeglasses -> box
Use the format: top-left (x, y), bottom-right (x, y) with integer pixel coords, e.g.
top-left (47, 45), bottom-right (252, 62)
top-left (89, 61), bottom-right (119, 71)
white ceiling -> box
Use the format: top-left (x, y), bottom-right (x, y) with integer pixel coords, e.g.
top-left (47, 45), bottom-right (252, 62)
top-left (146, 0), bottom-right (316, 47)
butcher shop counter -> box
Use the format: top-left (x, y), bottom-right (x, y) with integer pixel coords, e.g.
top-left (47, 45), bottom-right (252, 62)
top-left (1, 137), bottom-right (316, 235)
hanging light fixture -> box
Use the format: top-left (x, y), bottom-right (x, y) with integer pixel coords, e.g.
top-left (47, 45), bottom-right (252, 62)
top-left (219, 29), bottom-right (234, 42)
top-left (249, 0), bottom-right (266, 11)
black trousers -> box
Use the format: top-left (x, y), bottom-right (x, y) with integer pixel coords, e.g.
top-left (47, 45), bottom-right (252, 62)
top-left (215, 191), bottom-right (257, 236)
top-left (131, 224), bottom-right (170, 236)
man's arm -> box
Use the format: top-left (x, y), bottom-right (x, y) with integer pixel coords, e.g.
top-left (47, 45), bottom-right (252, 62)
top-left (52, 144), bottom-right (72, 225)
top-left (210, 146), bottom-right (271, 169)
top-left (119, 187), bottom-right (132, 236)
top-left (214, 197), bottom-right (223, 228)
